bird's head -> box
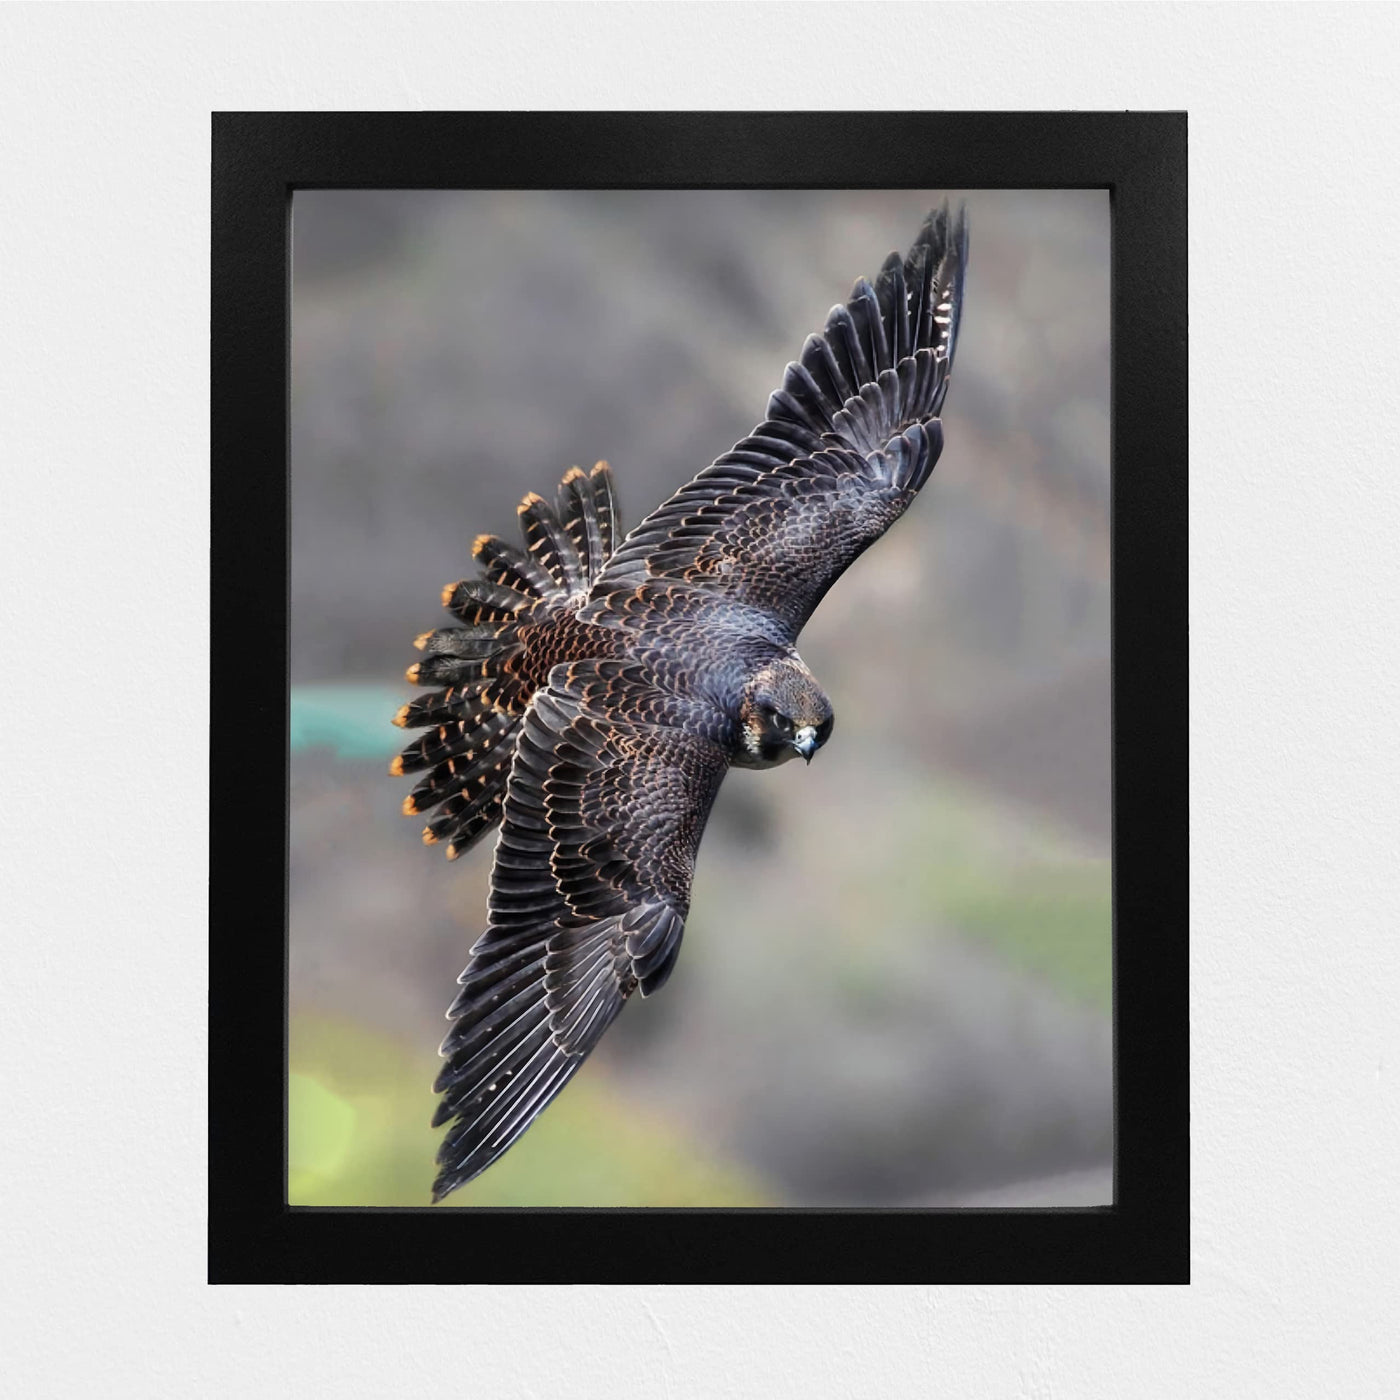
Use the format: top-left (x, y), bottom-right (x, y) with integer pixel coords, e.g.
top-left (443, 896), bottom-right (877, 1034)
top-left (738, 655), bottom-right (834, 767)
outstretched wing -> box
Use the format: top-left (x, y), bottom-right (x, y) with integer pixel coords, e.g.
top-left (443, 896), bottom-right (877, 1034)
top-left (594, 204), bottom-right (967, 639)
top-left (430, 662), bottom-right (728, 1200)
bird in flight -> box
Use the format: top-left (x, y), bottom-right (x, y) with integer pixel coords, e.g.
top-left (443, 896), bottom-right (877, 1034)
top-left (394, 204), bottom-right (968, 1201)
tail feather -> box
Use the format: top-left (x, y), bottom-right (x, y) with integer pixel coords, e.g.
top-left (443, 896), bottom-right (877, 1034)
top-left (473, 533), bottom-right (557, 600)
top-left (406, 653), bottom-right (499, 689)
top-left (589, 461), bottom-right (619, 564)
top-left (414, 624), bottom-right (509, 658)
top-left (410, 727), bottom-right (517, 830)
top-left (441, 578), bottom-right (529, 625)
top-left (394, 687), bottom-right (483, 732)
top-left (558, 467), bottom-right (602, 579)
top-left (395, 709), bottom-right (517, 781)
top-left (556, 461), bottom-right (618, 582)
top-left (517, 493), bottom-right (582, 594)
top-left (423, 749), bottom-right (519, 858)
top-left (395, 464), bottom-right (622, 860)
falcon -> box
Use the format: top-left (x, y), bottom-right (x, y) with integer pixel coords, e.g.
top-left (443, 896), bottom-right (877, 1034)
top-left (394, 204), bottom-right (968, 1200)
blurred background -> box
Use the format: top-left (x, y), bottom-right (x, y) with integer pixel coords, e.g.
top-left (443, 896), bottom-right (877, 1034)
top-left (289, 189), bottom-right (1111, 1208)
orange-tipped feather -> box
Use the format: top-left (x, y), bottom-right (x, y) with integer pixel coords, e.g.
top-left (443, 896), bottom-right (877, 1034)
top-left (396, 461), bottom-right (625, 868)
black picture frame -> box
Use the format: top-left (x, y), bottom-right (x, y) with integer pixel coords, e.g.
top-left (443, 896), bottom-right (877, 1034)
top-left (211, 111), bottom-right (1187, 1284)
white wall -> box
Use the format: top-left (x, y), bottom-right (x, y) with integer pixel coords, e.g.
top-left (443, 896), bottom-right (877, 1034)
top-left (3, 3), bottom-right (1397, 1395)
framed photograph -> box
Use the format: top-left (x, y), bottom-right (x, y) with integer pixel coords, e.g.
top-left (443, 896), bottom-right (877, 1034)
top-left (211, 112), bottom-right (1186, 1282)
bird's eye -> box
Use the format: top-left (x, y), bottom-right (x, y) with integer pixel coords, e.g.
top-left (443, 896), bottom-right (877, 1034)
top-left (773, 713), bottom-right (793, 734)
top-left (817, 716), bottom-right (834, 744)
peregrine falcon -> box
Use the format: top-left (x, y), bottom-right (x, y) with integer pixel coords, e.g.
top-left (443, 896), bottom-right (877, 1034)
top-left (394, 205), bottom-right (968, 1200)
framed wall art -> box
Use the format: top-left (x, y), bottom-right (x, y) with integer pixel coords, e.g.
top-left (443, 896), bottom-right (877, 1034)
top-left (210, 110), bottom-right (1186, 1283)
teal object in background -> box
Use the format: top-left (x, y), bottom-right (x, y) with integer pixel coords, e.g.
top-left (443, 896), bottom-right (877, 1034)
top-left (290, 683), bottom-right (405, 761)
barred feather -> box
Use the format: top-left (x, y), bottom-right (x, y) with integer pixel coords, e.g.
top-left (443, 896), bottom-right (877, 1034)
top-left (558, 467), bottom-right (602, 580)
top-left (472, 533), bottom-right (557, 601)
top-left (590, 461), bottom-right (618, 563)
top-left (397, 709), bottom-right (517, 782)
top-left (398, 463), bottom-right (626, 864)
top-left (441, 578), bottom-right (529, 625)
top-left (517, 491), bottom-right (583, 595)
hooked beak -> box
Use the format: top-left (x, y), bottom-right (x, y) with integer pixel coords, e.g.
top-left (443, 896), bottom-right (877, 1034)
top-left (792, 725), bottom-right (818, 764)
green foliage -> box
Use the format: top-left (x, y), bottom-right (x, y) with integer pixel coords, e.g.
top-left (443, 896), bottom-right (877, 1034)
top-left (934, 862), bottom-right (1112, 1010)
top-left (289, 1013), bottom-right (775, 1207)
top-left (866, 784), bottom-right (1112, 1011)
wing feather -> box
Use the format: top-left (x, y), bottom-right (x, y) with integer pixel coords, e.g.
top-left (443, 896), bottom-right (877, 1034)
top-left (594, 203), bottom-right (967, 638)
top-left (431, 665), bottom-right (728, 1200)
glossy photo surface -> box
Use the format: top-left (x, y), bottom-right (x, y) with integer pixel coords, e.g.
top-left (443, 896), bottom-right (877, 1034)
top-left (288, 189), bottom-right (1111, 1208)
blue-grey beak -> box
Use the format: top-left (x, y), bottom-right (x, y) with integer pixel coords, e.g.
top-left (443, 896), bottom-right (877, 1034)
top-left (793, 725), bottom-right (818, 764)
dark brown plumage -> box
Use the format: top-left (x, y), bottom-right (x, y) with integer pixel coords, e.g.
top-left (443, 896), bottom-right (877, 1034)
top-left (394, 205), bottom-right (968, 1199)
